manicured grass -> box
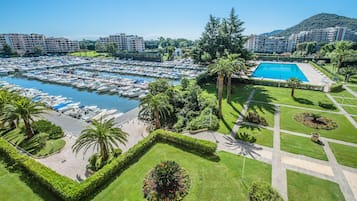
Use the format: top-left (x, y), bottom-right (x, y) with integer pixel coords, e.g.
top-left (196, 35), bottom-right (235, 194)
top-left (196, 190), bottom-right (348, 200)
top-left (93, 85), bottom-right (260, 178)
top-left (253, 85), bottom-right (337, 111)
top-left (330, 89), bottom-right (355, 98)
top-left (203, 84), bottom-right (253, 134)
top-left (34, 139), bottom-right (66, 157)
top-left (92, 143), bottom-right (272, 201)
top-left (0, 159), bottom-right (59, 201)
top-left (237, 124), bottom-right (274, 147)
top-left (69, 51), bottom-right (107, 57)
top-left (347, 85), bottom-right (357, 93)
top-left (342, 105), bottom-right (357, 115)
top-left (287, 170), bottom-right (345, 201)
top-left (280, 107), bottom-right (357, 143)
top-left (247, 102), bottom-right (275, 127)
top-left (352, 116), bottom-right (357, 122)
top-left (329, 142), bottom-right (357, 169)
top-left (280, 133), bottom-right (327, 161)
top-left (334, 97), bottom-right (357, 105)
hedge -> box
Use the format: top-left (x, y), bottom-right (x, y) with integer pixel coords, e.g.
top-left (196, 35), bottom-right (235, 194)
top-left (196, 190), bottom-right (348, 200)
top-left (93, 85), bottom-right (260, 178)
top-left (0, 129), bottom-right (217, 201)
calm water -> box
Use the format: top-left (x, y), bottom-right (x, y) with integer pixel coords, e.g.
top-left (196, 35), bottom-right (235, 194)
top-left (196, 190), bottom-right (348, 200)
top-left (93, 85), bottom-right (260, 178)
top-left (0, 76), bottom-right (139, 113)
top-left (252, 63), bottom-right (309, 82)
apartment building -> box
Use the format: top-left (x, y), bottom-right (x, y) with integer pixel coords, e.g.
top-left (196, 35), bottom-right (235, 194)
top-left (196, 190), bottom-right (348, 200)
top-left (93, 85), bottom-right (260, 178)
top-left (45, 37), bottom-right (80, 53)
top-left (246, 27), bottom-right (357, 53)
top-left (97, 33), bottom-right (145, 52)
top-left (0, 33), bottom-right (79, 54)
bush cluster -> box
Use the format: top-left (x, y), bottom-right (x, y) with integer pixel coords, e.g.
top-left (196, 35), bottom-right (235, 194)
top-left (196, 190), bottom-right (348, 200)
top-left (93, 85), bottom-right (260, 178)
top-left (32, 120), bottom-right (64, 139)
top-left (143, 161), bottom-right (190, 201)
top-left (87, 148), bottom-right (122, 171)
top-left (249, 181), bottom-right (283, 201)
top-left (294, 112), bottom-right (338, 130)
top-left (318, 101), bottom-right (337, 110)
top-left (246, 112), bottom-right (268, 126)
top-left (329, 84), bottom-right (343, 93)
top-left (0, 129), bottom-right (216, 201)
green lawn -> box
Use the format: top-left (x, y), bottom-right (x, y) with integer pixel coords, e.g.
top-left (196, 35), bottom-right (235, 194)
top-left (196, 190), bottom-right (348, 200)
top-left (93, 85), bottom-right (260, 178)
top-left (342, 105), bottom-right (357, 115)
top-left (237, 124), bottom-right (274, 147)
top-left (253, 85), bottom-right (337, 111)
top-left (280, 107), bottom-right (357, 143)
top-left (352, 116), bottom-right (357, 122)
top-left (347, 85), bottom-right (357, 93)
top-left (287, 170), bottom-right (345, 201)
top-left (92, 143), bottom-right (272, 201)
top-left (246, 102), bottom-right (275, 127)
top-left (0, 159), bottom-right (59, 201)
top-left (330, 89), bottom-right (355, 98)
top-left (203, 84), bottom-right (253, 134)
top-left (280, 133), bottom-right (327, 161)
top-left (329, 142), bottom-right (357, 169)
top-left (334, 97), bottom-right (357, 105)
top-left (34, 139), bottom-right (66, 157)
top-left (69, 51), bottom-right (107, 57)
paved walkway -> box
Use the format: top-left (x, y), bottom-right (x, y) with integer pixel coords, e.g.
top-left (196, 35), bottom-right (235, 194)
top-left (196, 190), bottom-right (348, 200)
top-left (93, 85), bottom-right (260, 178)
top-left (344, 85), bottom-right (357, 98)
top-left (326, 94), bottom-right (357, 129)
top-left (271, 105), bottom-right (288, 200)
top-left (231, 90), bottom-right (255, 135)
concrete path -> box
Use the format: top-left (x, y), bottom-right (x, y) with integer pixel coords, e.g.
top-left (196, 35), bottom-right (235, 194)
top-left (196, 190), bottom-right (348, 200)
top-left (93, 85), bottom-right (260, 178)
top-left (344, 85), bottom-right (357, 98)
top-left (271, 105), bottom-right (288, 201)
top-left (326, 94), bottom-right (357, 128)
top-left (323, 140), bottom-right (356, 201)
top-left (231, 90), bottom-right (255, 136)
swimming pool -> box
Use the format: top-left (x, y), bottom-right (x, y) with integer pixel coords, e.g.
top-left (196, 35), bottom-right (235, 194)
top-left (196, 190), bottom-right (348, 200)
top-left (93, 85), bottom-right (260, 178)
top-left (252, 63), bottom-right (309, 82)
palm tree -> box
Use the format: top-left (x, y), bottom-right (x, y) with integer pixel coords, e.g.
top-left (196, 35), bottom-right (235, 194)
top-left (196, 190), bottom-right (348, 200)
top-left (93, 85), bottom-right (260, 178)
top-left (209, 58), bottom-right (229, 118)
top-left (287, 78), bottom-right (301, 97)
top-left (72, 118), bottom-right (128, 162)
top-left (139, 93), bottom-right (173, 129)
top-left (226, 54), bottom-right (245, 104)
top-left (330, 41), bottom-right (353, 70)
top-left (3, 97), bottom-right (46, 139)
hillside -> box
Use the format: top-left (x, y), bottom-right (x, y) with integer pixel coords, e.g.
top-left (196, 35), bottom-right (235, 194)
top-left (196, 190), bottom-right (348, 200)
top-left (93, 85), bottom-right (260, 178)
top-left (275, 13), bottom-right (357, 37)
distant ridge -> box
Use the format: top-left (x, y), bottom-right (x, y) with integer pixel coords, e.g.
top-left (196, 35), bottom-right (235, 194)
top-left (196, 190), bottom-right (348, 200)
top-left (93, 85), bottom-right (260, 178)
top-left (260, 29), bottom-right (284, 37)
top-left (273, 13), bottom-right (357, 37)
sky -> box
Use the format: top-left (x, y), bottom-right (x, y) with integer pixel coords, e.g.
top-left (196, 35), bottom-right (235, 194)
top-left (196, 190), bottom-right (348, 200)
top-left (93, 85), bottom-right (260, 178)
top-left (1, 0), bottom-right (357, 40)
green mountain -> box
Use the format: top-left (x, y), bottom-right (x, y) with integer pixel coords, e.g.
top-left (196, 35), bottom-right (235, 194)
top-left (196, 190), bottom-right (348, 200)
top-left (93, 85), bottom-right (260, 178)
top-left (275, 13), bottom-right (357, 37)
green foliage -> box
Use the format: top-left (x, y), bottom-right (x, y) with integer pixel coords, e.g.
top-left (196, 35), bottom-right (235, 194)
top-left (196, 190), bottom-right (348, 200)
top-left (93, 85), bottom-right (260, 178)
top-left (246, 112), bottom-right (269, 126)
top-left (79, 39), bottom-right (96, 50)
top-left (188, 108), bottom-right (219, 130)
top-left (236, 132), bottom-right (257, 143)
top-left (294, 112), bottom-right (338, 130)
top-left (87, 148), bottom-right (122, 171)
top-left (249, 181), bottom-right (283, 201)
top-left (330, 84), bottom-right (343, 92)
top-left (148, 79), bottom-right (170, 95)
top-left (318, 101), bottom-right (337, 110)
top-left (32, 120), bottom-right (64, 139)
top-left (276, 13), bottom-right (357, 37)
top-left (143, 161), bottom-right (190, 201)
top-left (0, 130), bottom-right (216, 201)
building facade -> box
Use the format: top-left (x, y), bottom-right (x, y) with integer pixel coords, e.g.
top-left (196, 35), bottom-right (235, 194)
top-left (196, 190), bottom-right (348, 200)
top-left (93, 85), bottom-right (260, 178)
top-left (0, 33), bottom-right (79, 54)
top-left (246, 27), bottom-right (357, 53)
top-left (96, 33), bottom-right (145, 52)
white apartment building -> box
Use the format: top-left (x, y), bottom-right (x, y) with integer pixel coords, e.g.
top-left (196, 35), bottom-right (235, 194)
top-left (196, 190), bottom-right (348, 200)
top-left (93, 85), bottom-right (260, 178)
top-left (0, 33), bottom-right (79, 54)
top-left (246, 27), bottom-right (357, 53)
top-left (45, 37), bottom-right (80, 53)
top-left (97, 33), bottom-right (145, 52)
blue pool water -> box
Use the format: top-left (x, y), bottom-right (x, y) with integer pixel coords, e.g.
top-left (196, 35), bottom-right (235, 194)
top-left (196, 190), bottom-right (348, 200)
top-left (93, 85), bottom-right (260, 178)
top-left (0, 76), bottom-right (139, 113)
top-left (252, 63), bottom-right (308, 82)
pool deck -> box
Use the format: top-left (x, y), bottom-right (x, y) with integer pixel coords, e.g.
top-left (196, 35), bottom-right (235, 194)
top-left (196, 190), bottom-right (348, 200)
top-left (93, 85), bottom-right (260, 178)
top-left (253, 61), bottom-right (334, 86)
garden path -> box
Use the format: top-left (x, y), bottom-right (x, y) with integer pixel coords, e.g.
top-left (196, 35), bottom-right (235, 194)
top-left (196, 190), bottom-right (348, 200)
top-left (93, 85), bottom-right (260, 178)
top-left (326, 94), bottom-right (357, 129)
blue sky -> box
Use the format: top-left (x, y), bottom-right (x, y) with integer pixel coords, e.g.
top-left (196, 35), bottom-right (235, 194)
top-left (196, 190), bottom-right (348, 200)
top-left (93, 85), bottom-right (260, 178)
top-left (1, 0), bottom-right (356, 40)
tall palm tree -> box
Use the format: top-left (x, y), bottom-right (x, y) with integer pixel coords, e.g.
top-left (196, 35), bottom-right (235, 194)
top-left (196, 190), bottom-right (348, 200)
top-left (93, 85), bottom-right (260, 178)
top-left (287, 78), bottom-right (301, 97)
top-left (0, 90), bottom-right (15, 129)
top-left (226, 54), bottom-right (245, 104)
top-left (3, 97), bottom-right (46, 139)
top-left (209, 58), bottom-right (229, 118)
top-left (72, 118), bottom-right (128, 162)
top-left (330, 41), bottom-right (353, 70)
top-left (140, 93), bottom-right (173, 129)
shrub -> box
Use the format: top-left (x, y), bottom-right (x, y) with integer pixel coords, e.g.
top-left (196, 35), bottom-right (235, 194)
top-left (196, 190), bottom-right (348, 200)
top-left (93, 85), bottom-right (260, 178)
top-left (294, 112), bottom-right (338, 130)
top-left (330, 84), bottom-right (343, 92)
top-left (249, 181), bottom-right (283, 201)
top-left (188, 112), bottom-right (219, 131)
top-left (143, 161), bottom-right (190, 201)
top-left (32, 120), bottom-right (64, 139)
top-left (87, 148), bottom-right (123, 171)
top-left (318, 101), bottom-right (336, 110)
top-left (246, 112), bottom-right (268, 126)
top-left (236, 132), bottom-right (257, 143)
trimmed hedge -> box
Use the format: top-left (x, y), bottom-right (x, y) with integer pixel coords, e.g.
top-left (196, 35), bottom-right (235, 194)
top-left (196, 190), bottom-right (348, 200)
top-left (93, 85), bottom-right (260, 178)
top-left (0, 129), bottom-right (217, 201)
